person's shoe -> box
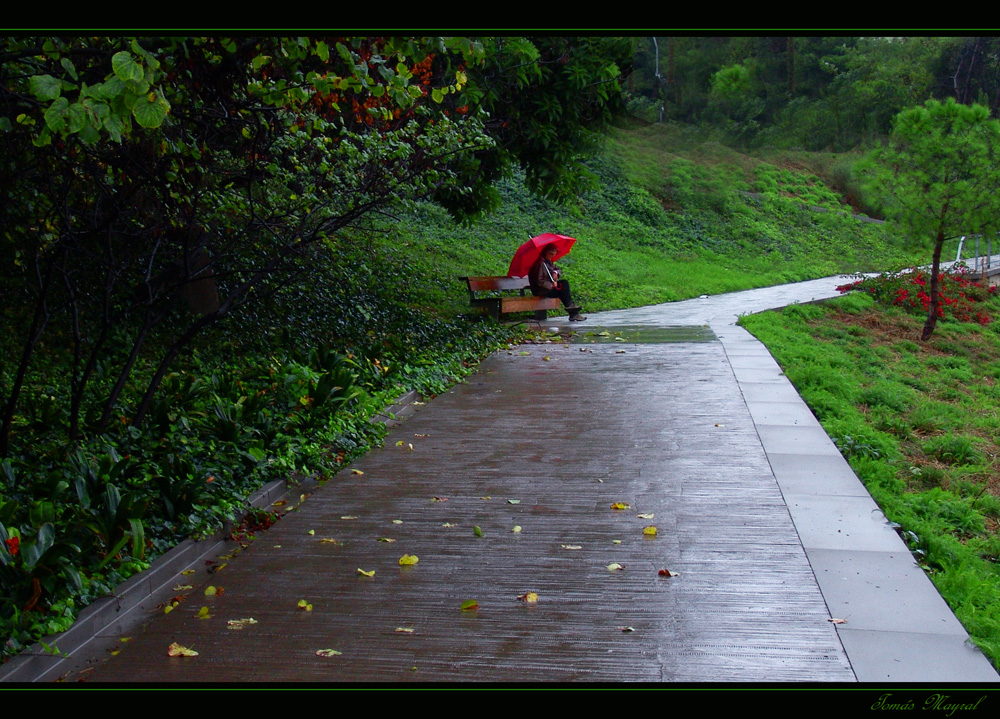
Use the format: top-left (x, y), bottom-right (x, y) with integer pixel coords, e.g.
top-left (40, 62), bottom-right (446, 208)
top-left (568, 312), bottom-right (587, 321)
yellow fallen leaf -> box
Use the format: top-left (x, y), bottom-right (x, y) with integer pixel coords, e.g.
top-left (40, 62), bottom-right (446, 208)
top-left (395, 441), bottom-right (405, 446)
top-left (196, 606), bottom-right (212, 619)
top-left (607, 562), bottom-right (625, 571)
top-left (204, 586), bottom-right (218, 596)
top-left (173, 584), bottom-right (193, 591)
top-left (392, 519), bottom-right (403, 524)
top-left (460, 599), bottom-right (479, 611)
top-left (272, 500), bottom-right (287, 506)
top-left (442, 523), bottom-right (456, 528)
top-left (357, 568), bottom-right (375, 577)
top-left (297, 599), bottom-right (313, 611)
top-left (636, 513), bottom-right (654, 519)
top-left (543, 356), bottom-right (551, 361)
top-left (516, 592), bottom-right (539, 603)
top-left (377, 537), bottom-right (396, 542)
top-left (643, 526), bottom-right (657, 536)
top-left (351, 469), bottom-right (364, 475)
top-left (163, 604), bottom-right (174, 615)
top-left (512, 525), bottom-right (522, 533)
top-left (307, 529), bottom-right (315, 535)
top-left (181, 569), bottom-right (196, 576)
top-left (167, 642), bottom-right (198, 657)
top-left (315, 648), bottom-right (342, 657)
top-left (318, 538), bottom-right (341, 544)
top-left (398, 554), bottom-right (419, 566)
top-left (341, 516), bottom-right (358, 520)
top-left (119, 637), bottom-right (131, 643)
top-left (561, 544), bottom-right (582, 550)
top-left (610, 502), bottom-right (630, 510)
top-left (612, 539), bottom-right (622, 544)
top-left (479, 496), bottom-right (492, 500)
top-left (395, 627), bottom-right (415, 634)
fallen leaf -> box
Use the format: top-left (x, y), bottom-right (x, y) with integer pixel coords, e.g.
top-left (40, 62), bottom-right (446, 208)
top-left (226, 618), bottom-right (258, 629)
top-left (542, 356), bottom-right (551, 361)
top-left (398, 554), bottom-right (419, 565)
top-left (615, 349), bottom-right (626, 354)
top-left (204, 586), bottom-right (218, 596)
top-left (479, 496), bottom-right (492, 500)
top-left (518, 351), bottom-right (530, 356)
top-left (209, 563), bottom-right (226, 574)
top-left (414, 433), bottom-right (430, 438)
top-left (460, 599), bottom-right (479, 611)
top-left (167, 642), bottom-right (198, 657)
top-left (173, 584), bottom-right (193, 591)
top-left (473, 526), bottom-right (483, 537)
top-left (407, 443), bottom-right (414, 451)
top-left (315, 649), bottom-right (342, 657)
top-left (561, 544), bottom-right (582, 550)
top-left (181, 569), bottom-right (196, 576)
top-left (618, 626), bottom-right (635, 633)
top-left (196, 606), bottom-right (212, 620)
top-left (377, 537), bottom-right (396, 542)
top-left (597, 478), bottom-right (604, 483)
top-left (607, 562), bottom-right (625, 571)
top-left (828, 618), bottom-right (847, 624)
top-left (297, 599), bottom-right (313, 612)
top-left (351, 469), bottom-right (364, 475)
top-left (612, 539), bottom-right (622, 544)
top-left (412, 401), bottom-right (425, 406)
top-left (431, 496), bottom-right (448, 502)
top-left (715, 423), bottom-right (725, 428)
top-left (614, 336), bottom-right (626, 342)
top-left (300, 493), bottom-right (310, 502)
top-left (163, 604), bottom-right (175, 615)
top-left (395, 627), bottom-right (415, 634)
top-left (395, 441), bottom-right (405, 447)
top-left (341, 516), bottom-right (358, 520)
top-left (658, 569), bottom-right (678, 577)
top-left (636, 513), bottom-right (654, 519)
top-left (392, 519), bottom-right (403, 524)
top-left (516, 592), bottom-right (539, 603)
top-left (307, 529), bottom-right (315, 535)
top-left (610, 502), bottom-right (630, 510)
top-left (318, 538), bottom-right (341, 544)
top-left (357, 568), bottom-right (375, 577)
top-left (507, 499), bottom-right (520, 505)
top-left (643, 526), bottom-right (657, 536)
top-left (512, 525), bottom-right (522, 533)
top-left (441, 523), bottom-right (456, 528)
top-left (119, 637), bottom-right (131, 643)
top-left (272, 500), bottom-right (287, 506)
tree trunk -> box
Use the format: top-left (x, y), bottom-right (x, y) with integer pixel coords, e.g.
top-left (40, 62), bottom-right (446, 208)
top-left (921, 233), bottom-right (945, 341)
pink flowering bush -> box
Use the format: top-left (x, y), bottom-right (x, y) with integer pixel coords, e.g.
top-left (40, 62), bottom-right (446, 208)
top-left (837, 268), bottom-right (996, 325)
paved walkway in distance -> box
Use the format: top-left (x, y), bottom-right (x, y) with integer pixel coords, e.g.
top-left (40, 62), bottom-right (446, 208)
top-left (43, 277), bottom-right (1000, 682)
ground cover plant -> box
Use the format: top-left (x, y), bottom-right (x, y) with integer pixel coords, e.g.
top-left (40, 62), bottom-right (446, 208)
top-left (739, 279), bottom-right (1000, 668)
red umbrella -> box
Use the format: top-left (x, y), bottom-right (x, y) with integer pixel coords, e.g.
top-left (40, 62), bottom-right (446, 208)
top-left (507, 233), bottom-right (577, 278)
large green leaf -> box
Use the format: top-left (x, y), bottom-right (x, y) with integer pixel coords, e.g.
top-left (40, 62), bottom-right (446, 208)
top-left (132, 89), bottom-right (170, 128)
top-left (112, 51), bottom-right (144, 83)
top-left (29, 74), bottom-right (62, 101)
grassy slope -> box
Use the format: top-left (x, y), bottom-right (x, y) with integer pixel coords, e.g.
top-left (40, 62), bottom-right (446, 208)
top-left (377, 120), bottom-right (931, 319)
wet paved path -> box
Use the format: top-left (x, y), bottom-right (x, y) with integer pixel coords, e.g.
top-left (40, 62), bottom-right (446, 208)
top-left (34, 277), bottom-right (1000, 682)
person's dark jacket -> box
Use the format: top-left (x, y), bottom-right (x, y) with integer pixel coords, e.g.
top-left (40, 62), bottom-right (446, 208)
top-left (528, 256), bottom-right (558, 296)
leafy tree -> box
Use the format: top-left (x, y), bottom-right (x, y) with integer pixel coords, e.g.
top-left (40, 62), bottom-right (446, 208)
top-left (861, 98), bottom-right (1000, 339)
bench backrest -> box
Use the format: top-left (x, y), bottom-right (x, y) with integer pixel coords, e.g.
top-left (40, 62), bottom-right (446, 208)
top-left (465, 276), bottom-right (530, 292)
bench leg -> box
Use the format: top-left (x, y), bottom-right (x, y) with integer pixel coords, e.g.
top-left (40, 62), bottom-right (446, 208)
top-left (534, 310), bottom-right (547, 321)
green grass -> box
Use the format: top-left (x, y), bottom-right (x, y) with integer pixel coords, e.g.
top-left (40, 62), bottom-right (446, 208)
top-left (740, 292), bottom-right (1000, 669)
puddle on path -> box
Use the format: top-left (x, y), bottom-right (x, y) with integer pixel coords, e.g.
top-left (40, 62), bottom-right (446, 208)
top-left (560, 325), bottom-right (717, 344)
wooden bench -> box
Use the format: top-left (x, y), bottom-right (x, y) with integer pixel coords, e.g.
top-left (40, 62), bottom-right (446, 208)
top-left (463, 276), bottom-right (562, 321)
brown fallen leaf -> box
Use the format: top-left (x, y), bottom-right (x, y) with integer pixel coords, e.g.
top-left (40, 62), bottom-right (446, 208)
top-left (431, 496), bottom-right (448, 502)
top-left (658, 569), bottom-right (679, 577)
